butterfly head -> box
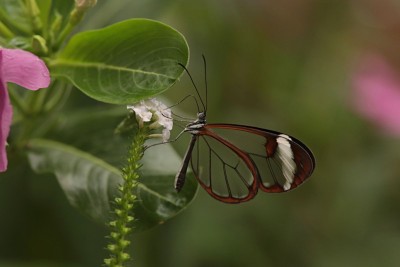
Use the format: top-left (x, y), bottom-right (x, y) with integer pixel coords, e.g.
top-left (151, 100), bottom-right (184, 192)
top-left (197, 111), bottom-right (206, 123)
top-left (186, 111), bottom-right (206, 131)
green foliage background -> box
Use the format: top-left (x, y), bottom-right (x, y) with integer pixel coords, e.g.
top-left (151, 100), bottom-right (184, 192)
top-left (1, 0), bottom-right (400, 267)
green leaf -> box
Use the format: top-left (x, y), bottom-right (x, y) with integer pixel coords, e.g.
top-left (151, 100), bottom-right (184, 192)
top-left (27, 139), bottom-right (121, 223)
top-left (26, 138), bottom-right (197, 231)
top-left (50, 18), bottom-right (189, 104)
top-left (137, 140), bottom-right (198, 230)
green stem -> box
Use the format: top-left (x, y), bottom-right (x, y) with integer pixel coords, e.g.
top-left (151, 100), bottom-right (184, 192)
top-left (25, 0), bottom-right (42, 34)
top-left (55, 22), bottom-right (75, 48)
top-left (44, 81), bottom-right (72, 113)
top-left (11, 80), bottom-right (71, 149)
top-left (0, 21), bottom-right (14, 38)
top-left (8, 89), bottom-right (28, 116)
top-left (104, 126), bottom-right (149, 267)
top-left (55, 5), bottom-right (87, 48)
top-left (27, 87), bottom-right (48, 114)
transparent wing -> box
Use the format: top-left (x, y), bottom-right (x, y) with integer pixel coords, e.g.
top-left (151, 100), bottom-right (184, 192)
top-left (199, 124), bottom-right (315, 195)
top-left (190, 131), bottom-right (259, 203)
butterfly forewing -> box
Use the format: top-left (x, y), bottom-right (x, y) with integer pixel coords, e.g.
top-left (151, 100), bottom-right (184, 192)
top-left (198, 124), bottom-right (315, 196)
top-left (190, 131), bottom-right (259, 203)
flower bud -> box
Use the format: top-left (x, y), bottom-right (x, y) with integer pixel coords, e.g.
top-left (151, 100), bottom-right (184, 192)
top-left (32, 35), bottom-right (48, 55)
top-left (75, 0), bottom-right (97, 10)
top-left (70, 0), bottom-right (98, 25)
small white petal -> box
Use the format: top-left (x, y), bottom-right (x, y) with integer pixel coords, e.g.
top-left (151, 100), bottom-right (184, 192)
top-left (162, 128), bottom-right (171, 142)
top-left (127, 102), bottom-right (152, 122)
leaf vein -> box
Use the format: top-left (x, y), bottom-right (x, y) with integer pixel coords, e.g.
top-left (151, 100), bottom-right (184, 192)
top-left (53, 60), bottom-right (176, 80)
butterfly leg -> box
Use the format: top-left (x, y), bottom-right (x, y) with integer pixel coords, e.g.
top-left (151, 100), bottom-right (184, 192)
top-left (144, 128), bottom-right (187, 151)
top-left (175, 135), bottom-right (197, 192)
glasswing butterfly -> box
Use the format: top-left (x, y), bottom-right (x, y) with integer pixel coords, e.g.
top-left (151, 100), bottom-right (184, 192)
top-left (172, 57), bottom-right (315, 204)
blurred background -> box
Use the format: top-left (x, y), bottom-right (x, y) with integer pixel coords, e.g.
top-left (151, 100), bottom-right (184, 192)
top-left (2, 0), bottom-right (400, 266)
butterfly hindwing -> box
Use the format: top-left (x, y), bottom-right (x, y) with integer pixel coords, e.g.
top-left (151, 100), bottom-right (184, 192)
top-left (190, 130), bottom-right (259, 203)
top-left (191, 124), bottom-right (315, 202)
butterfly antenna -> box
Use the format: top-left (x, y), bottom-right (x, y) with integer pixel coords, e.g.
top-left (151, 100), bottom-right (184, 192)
top-left (202, 54), bottom-right (208, 114)
top-left (167, 94), bottom-right (200, 113)
top-left (170, 111), bottom-right (196, 122)
top-left (178, 63), bottom-right (206, 113)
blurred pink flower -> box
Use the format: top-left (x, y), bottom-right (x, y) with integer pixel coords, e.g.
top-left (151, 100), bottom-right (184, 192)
top-left (353, 54), bottom-right (400, 136)
top-left (0, 48), bottom-right (50, 172)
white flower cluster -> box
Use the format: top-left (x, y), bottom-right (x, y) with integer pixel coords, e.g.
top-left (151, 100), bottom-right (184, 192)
top-left (127, 98), bottom-right (173, 142)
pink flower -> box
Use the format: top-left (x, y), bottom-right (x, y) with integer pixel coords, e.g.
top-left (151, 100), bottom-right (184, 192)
top-left (352, 54), bottom-right (400, 136)
top-left (0, 48), bottom-right (50, 172)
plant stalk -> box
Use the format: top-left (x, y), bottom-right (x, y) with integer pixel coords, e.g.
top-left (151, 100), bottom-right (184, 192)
top-left (104, 126), bottom-right (148, 267)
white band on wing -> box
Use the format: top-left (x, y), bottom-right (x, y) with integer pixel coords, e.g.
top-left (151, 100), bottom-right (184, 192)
top-left (276, 134), bottom-right (296, 191)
